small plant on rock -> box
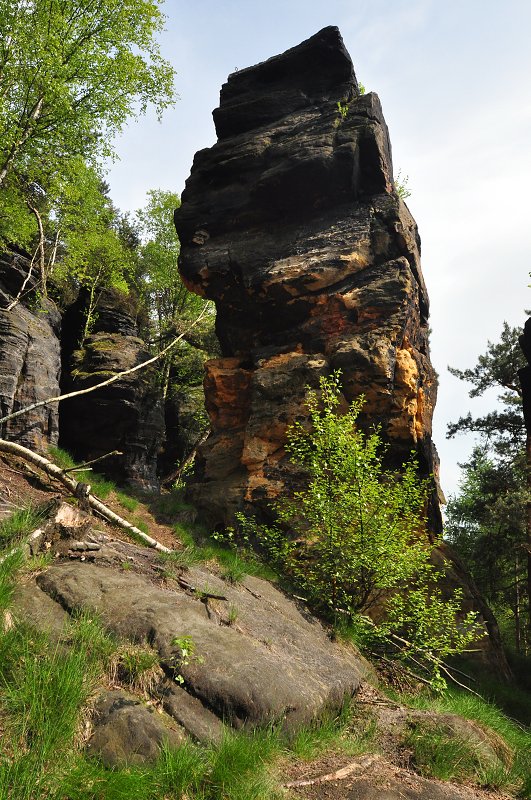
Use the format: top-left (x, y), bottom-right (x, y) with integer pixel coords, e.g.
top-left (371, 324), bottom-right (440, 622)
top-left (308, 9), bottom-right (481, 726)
top-left (171, 635), bottom-right (204, 684)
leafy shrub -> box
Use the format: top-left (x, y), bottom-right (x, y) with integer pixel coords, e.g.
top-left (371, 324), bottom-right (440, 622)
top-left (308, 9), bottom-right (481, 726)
top-left (237, 373), bottom-right (483, 688)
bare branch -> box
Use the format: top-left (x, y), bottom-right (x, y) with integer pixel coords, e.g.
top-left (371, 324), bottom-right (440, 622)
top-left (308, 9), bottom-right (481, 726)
top-left (63, 450), bottom-right (123, 473)
top-left (284, 755), bottom-right (380, 788)
top-left (5, 246), bottom-right (39, 311)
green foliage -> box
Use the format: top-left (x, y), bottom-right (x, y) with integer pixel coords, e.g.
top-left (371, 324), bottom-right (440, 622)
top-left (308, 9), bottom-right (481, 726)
top-left (0, 0), bottom-right (175, 244)
top-left (134, 188), bottom-right (216, 405)
top-left (446, 323), bottom-right (529, 652)
top-left (50, 161), bottom-right (137, 316)
top-left (237, 374), bottom-right (483, 687)
top-left (170, 635), bottom-right (204, 684)
top-left (336, 100), bottom-right (349, 118)
top-left (395, 169), bottom-right (411, 199)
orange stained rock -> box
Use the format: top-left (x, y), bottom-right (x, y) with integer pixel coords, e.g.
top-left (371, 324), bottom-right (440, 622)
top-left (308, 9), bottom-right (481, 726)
top-left (204, 359), bottom-right (252, 430)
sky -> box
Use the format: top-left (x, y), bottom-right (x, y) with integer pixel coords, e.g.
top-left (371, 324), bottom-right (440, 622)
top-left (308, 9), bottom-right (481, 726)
top-left (106, 0), bottom-right (531, 500)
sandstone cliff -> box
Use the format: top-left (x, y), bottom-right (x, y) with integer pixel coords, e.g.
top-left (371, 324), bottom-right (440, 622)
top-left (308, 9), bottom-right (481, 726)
top-left (0, 248), bottom-right (61, 451)
top-left (60, 289), bottom-right (165, 491)
top-left (175, 26), bottom-right (439, 529)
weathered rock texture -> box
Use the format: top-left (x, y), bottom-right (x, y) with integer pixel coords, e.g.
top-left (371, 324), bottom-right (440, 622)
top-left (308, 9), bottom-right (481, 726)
top-left (60, 289), bottom-right (164, 490)
top-left (175, 26), bottom-right (439, 528)
top-left (15, 509), bottom-right (368, 738)
top-left (0, 248), bottom-right (61, 450)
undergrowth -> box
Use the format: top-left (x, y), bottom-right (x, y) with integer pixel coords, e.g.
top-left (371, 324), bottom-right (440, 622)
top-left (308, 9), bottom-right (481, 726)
top-left (155, 495), bottom-right (277, 583)
top-left (395, 685), bottom-right (531, 794)
top-left (1, 510), bottom-right (531, 798)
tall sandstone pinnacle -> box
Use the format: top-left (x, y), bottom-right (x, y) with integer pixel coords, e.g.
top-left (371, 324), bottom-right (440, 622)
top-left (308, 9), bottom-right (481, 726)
top-left (175, 26), bottom-right (441, 530)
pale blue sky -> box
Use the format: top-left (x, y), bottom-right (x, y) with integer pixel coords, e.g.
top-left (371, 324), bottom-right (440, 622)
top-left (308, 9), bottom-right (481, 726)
top-left (107, 0), bottom-right (531, 499)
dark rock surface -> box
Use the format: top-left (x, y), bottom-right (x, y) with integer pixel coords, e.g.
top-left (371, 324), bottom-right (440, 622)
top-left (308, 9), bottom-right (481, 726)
top-left (0, 249), bottom-right (61, 450)
top-left (175, 26), bottom-right (439, 529)
top-left (36, 558), bottom-right (367, 731)
top-left (87, 690), bottom-right (185, 766)
top-left (60, 289), bottom-right (164, 490)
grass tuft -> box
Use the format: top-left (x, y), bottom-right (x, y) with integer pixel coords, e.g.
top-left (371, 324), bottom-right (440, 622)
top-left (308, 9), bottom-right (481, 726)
top-left (109, 641), bottom-right (163, 695)
top-left (48, 446), bottom-right (117, 499)
top-left (0, 505), bottom-right (44, 546)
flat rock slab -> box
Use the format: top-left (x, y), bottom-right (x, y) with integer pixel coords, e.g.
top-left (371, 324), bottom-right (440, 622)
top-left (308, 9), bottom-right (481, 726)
top-left (37, 562), bottom-right (367, 731)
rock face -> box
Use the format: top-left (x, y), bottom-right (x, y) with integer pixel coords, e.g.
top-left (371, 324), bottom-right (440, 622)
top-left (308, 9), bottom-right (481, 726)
top-left (175, 27), bottom-right (439, 528)
top-left (0, 248), bottom-right (61, 451)
top-left (37, 558), bottom-right (367, 732)
top-left (60, 289), bottom-right (164, 490)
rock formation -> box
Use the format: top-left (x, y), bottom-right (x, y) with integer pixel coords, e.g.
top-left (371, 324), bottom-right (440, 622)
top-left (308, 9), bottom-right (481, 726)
top-left (175, 26), bottom-right (439, 528)
top-left (0, 248), bottom-right (61, 451)
top-left (60, 289), bottom-right (164, 490)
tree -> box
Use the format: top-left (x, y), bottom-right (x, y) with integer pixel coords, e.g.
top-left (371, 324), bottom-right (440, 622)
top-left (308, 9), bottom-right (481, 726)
top-left (0, 0), bottom-right (175, 248)
top-left (134, 189), bottom-right (215, 400)
top-left (135, 190), bottom-right (204, 337)
top-left (446, 323), bottom-right (529, 651)
top-left (445, 449), bottom-right (527, 651)
top-left (237, 374), bottom-right (483, 688)
top-left (50, 161), bottom-right (138, 335)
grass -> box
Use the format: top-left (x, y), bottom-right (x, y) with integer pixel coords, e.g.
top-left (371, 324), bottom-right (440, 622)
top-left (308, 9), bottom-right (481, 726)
top-left (0, 537), bottom-right (374, 800)
top-left (0, 616), bottom-right (115, 799)
top-left (288, 701), bottom-right (379, 763)
top-left (115, 491), bottom-right (139, 513)
top-left (48, 446), bottom-right (118, 500)
top-left (0, 505), bottom-right (44, 546)
top-left (396, 685), bottom-right (531, 794)
top-left (404, 719), bottom-right (489, 783)
top-left (109, 642), bottom-right (163, 695)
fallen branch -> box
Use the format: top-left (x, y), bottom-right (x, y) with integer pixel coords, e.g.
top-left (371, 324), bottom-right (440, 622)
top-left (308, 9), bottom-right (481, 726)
top-left (284, 754), bottom-right (380, 788)
top-left (0, 439), bottom-right (172, 553)
top-left (63, 450), bottom-right (123, 473)
top-left (162, 428), bottom-right (210, 487)
top-left (0, 306), bottom-right (209, 428)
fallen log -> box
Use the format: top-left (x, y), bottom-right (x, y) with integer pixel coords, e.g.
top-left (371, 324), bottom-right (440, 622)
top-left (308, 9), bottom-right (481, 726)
top-left (0, 439), bottom-right (172, 553)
